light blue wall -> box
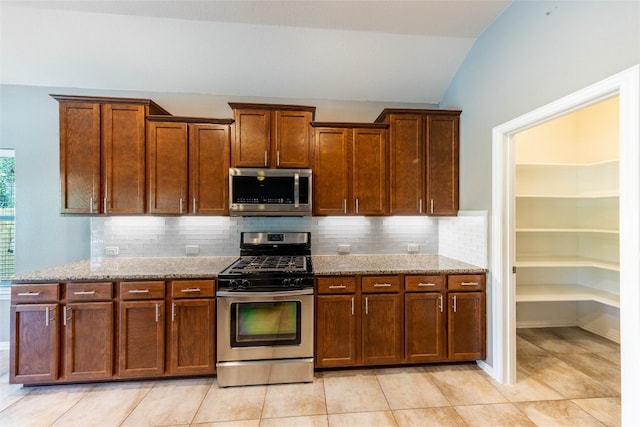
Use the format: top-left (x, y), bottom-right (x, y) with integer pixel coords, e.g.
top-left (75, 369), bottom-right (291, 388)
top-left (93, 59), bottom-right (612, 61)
top-left (441, 0), bottom-right (640, 210)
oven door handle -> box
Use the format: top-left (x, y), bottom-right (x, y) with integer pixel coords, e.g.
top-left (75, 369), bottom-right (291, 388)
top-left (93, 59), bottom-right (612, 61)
top-left (216, 289), bottom-right (314, 298)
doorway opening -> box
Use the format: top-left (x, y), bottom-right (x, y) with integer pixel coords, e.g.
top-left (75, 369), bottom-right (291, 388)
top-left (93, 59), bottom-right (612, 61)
top-left (490, 65), bottom-right (639, 424)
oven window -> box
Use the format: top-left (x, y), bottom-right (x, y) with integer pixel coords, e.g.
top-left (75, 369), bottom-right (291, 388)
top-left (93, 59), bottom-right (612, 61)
top-left (231, 301), bottom-right (302, 347)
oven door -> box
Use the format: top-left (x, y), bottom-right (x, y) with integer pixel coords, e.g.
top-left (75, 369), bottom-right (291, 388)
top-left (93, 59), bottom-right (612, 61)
top-left (216, 289), bottom-right (314, 362)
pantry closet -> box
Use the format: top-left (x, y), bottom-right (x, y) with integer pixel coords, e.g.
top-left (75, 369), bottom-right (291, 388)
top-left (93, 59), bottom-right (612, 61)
top-left (513, 96), bottom-right (620, 341)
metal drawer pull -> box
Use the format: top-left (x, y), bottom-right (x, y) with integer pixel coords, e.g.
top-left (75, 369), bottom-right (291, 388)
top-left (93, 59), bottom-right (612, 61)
top-left (17, 291), bottom-right (42, 296)
top-left (129, 289), bottom-right (150, 294)
top-left (418, 283), bottom-right (436, 287)
top-left (373, 283), bottom-right (392, 287)
top-left (461, 282), bottom-right (479, 286)
top-left (73, 291), bottom-right (96, 295)
top-left (180, 288), bottom-right (201, 293)
top-left (329, 285), bottom-right (346, 289)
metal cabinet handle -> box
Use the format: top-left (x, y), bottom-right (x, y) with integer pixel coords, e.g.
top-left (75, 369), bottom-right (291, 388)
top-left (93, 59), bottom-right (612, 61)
top-left (355, 199), bottom-right (359, 214)
top-left (373, 283), bottom-right (391, 287)
top-left (128, 289), bottom-right (150, 294)
top-left (63, 306), bottom-right (72, 326)
top-left (73, 290), bottom-right (96, 295)
top-left (419, 198), bottom-right (423, 214)
top-left (155, 303), bottom-right (160, 322)
top-left (461, 282), bottom-right (479, 286)
top-left (439, 295), bottom-right (443, 313)
top-left (103, 197), bottom-right (108, 214)
top-left (264, 151), bottom-right (268, 166)
top-left (351, 297), bottom-right (354, 315)
top-left (45, 306), bottom-right (50, 326)
top-left (181, 288), bottom-right (201, 293)
top-left (329, 285), bottom-right (346, 289)
top-left (90, 197), bottom-right (94, 214)
top-left (17, 291), bottom-right (41, 296)
top-left (193, 198), bottom-right (197, 214)
top-left (343, 199), bottom-right (347, 214)
top-left (430, 199), bottom-right (434, 214)
top-left (179, 198), bottom-right (183, 214)
top-left (277, 151), bottom-right (280, 166)
top-left (418, 283), bottom-right (436, 287)
top-left (452, 295), bottom-right (457, 313)
top-left (171, 302), bottom-right (176, 322)
top-left (365, 296), bottom-right (369, 315)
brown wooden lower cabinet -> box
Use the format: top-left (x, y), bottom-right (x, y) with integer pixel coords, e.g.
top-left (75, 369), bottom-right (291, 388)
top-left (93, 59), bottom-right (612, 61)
top-left (10, 303), bottom-right (60, 384)
top-left (405, 293), bottom-right (446, 362)
top-left (362, 293), bottom-right (403, 365)
top-left (315, 294), bottom-right (358, 367)
top-left (168, 298), bottom-right (216, 376)
top-left (63, 301), bottom-right (114, 381)
top-left (447, 292), bottom-right (486, 361)
top-left (118, 300), bottom-right (166, 377)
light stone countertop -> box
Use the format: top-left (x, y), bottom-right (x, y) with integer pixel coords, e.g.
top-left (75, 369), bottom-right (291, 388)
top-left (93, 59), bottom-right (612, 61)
top-left (311, 254), bottom-right (486, 276)
top-left (11, 254), bottom-right (486, 284)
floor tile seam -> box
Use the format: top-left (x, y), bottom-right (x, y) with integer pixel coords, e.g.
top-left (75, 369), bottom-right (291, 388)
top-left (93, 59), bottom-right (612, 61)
top-left (515, 398), bottom-right (609, 427)
top-left (0, 384), bottom-right (35, 414)
top-left (421, 371), bottom-right (456, 407)
top-left (45, 383), bottom-right (98, 427)
top-left (117, 382), bottom-right (156, 427)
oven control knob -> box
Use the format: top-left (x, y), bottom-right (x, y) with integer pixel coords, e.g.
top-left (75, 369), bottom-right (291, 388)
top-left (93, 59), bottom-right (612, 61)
top-left (229, 280), bottom-right (238, 290)
top-left (293, 278), bottom-right (304, 287)
top-left (240, 279), bottom-right (250, 289)
top-left (282, 278), bottom-right (292, 287)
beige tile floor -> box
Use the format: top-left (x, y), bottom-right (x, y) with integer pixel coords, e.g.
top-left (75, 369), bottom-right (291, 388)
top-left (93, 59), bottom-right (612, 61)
top-left (0, 327), bottom-right (620, 426)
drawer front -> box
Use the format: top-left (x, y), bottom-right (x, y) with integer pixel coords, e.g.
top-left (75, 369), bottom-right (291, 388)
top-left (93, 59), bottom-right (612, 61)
top-left (362, 276), bottom-right (400, 293)
top-left (447, 274), bottom-right (485, 291)
top-left (66, 282), bottom-right (113, 301)
top-left (170, 280), bottom-right (215, 298)
top-left (11, 283), bottom-right (60, 303)
top-left (405, 275), bottom-right (445, 292)
top-left (119, 281), bottom-right (166, 300)
top-left (316, 276), bottom-right (357, 294)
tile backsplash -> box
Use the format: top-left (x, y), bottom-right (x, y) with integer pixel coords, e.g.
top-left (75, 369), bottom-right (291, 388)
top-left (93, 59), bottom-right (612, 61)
top-left (91, 211), bottom-right (487, 267)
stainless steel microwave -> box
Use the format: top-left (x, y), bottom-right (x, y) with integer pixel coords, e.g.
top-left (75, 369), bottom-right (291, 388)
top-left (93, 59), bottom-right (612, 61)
top-left (229, 168), bottom-right (312, 216)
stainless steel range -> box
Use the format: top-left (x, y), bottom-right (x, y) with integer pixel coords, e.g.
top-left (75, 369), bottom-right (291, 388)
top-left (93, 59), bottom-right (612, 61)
top-left (216, 232), bottom-right (314, 387)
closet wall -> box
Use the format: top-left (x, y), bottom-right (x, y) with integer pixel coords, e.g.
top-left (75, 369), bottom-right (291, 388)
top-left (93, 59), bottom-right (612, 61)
top-left (514, 96), bottom-right (620, 342)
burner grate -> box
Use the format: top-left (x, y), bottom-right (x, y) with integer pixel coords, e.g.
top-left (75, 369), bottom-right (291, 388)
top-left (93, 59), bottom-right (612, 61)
top-left (229, 255), bottom-right (307, 273)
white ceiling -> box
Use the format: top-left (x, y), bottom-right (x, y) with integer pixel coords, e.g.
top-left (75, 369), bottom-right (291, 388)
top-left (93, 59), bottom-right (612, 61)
top-left (1, 0), bottom-right (512, 104)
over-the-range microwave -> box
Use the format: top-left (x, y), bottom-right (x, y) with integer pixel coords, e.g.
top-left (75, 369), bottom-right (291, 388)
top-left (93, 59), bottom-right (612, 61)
top-left (229, 168), bottom-right (312, 216)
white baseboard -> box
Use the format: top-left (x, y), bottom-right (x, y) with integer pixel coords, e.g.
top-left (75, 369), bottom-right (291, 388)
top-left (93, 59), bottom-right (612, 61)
top-left (577, 321), bottom-right (620, 343)
top-left (516, 320), bottom-right (620, 343)
top-left (0, 342), bottom-right (8, 350)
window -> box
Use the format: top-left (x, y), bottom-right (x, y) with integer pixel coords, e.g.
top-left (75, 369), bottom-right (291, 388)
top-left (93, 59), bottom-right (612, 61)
top-left (0, 149), bottom-right (15, 286)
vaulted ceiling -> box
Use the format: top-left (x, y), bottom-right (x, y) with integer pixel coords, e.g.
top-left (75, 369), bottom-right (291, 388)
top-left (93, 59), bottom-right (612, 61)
top-left (1, 0), bottom-right (512, 103)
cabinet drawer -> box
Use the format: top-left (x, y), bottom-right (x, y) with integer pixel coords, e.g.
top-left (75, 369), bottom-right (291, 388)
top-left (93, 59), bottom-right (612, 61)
top-left (11, 283), bottom-right (60, 303)
top-left (170, 280), bottom-right (215, 298)
top-left (66, 282), bottom-right (113, 301)
top-left (447, 274), bottom-right (485, 291)
top-left (362, 276), bottom-right (400, 293)
top-left (119, 281), bottom-right (166, 300)
top-left (405, 275), bottom-right (445, 292)
top-left (316, 276), bottom-right (356, 294)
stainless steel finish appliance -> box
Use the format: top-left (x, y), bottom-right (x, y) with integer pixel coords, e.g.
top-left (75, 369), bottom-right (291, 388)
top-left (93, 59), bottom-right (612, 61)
top-left (229, 168), bottom-right (312, 216)
top-left (216, 232), bottom-right (314, 387)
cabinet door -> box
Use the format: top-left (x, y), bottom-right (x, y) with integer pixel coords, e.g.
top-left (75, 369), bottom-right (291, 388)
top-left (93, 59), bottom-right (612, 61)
top-left (147, 121), bottom-right (188, 214)
top-left (119, 300), bottom-right (165, 377)
top-left (189, 124), bottom-right (230, 215)
top-left (389, 114), bottom-right (425, 214)
top-left (425, 114), bottom-right (459, 216)
top-left (10, 304), bottom-right (59, 383)
top-left (168, 299), bottom-right (216, 376)
top-left (313, 128), bottom-right (351, 215)
top-left (102, 104), bottom-right (146, 214)
top-left (352, 128), bottom-right (388, 215)
top-left (362, 293), bottom-right (402, 365)
top-left (232, 109), bottom-right (271, 167)
top-left (59, 102), bottom-right (101, 213)
top-left (405, 293), bottom-right (445, 363)
top-left (315, 295), bottom-right (357, 367)
top-left (63, 302), bottom-right (113, 381)
top-left (275, 110), bottom-right (312, 168)
top-left (448, 292), bottom-right (485, 361)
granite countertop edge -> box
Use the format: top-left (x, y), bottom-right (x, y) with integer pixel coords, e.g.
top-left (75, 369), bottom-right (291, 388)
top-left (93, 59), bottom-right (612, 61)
top-left (10, 254), bottom-right (487, 284)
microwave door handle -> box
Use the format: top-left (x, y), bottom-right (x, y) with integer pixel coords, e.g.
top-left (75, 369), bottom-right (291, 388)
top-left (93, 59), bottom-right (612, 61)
top-left (294, 173), bottom-right (299, 208)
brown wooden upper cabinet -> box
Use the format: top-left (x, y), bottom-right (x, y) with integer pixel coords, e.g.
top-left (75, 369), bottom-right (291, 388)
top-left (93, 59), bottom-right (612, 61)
top-left (312, 123), bottom-right (389, 216)
top-left (375, 109), bottom-right (460, 216)
top-left (229, 103), bottom-right (315, 168)
top-left (52, 95), bottom-right (171, 214)
top-left (146, 116), bottom-right (233, 215)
